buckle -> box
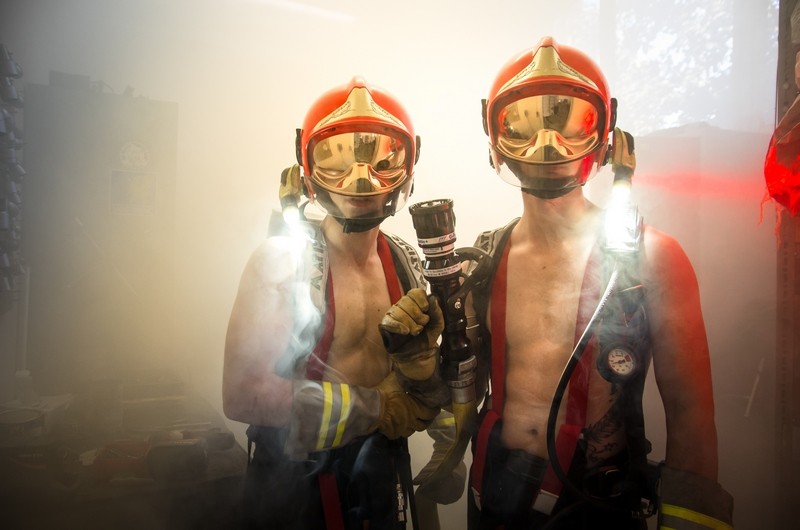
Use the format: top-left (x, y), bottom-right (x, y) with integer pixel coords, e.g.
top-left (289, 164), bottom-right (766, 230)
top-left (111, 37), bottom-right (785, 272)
top-left (532, 489), bottom-right (558, 515)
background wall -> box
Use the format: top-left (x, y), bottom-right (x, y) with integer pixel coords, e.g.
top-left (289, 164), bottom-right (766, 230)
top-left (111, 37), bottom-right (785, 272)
top-left (0, 1), bottom-right (782, 528)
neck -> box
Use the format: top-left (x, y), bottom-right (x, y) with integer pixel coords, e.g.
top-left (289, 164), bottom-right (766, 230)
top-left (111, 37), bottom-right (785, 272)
top-left (321, 215), bottom-right (380, 264)
top-left (515, 187), bottom-right (599, 247)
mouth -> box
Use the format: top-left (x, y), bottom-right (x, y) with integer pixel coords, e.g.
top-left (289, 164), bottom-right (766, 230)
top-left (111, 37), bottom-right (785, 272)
top-left (346, 196), bottom-right (380, 208)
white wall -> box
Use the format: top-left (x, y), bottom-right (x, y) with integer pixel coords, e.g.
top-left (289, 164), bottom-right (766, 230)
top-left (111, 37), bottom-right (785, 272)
top-left (0, 1), bottom-right (781, 528)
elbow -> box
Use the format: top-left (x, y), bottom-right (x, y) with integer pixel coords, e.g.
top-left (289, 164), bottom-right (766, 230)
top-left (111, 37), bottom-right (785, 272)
top-left (222, 371), bottom-right (257, 424)
top-left (222, 386), bottom-right (248, 424)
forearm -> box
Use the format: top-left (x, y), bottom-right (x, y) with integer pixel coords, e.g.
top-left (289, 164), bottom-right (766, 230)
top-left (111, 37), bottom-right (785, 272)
top-left (286, 380), bottom-right (381, 458)
top-left (222, 366), bottom-right (293, 426)
top-left (664, 408), bottom-right (719, 481)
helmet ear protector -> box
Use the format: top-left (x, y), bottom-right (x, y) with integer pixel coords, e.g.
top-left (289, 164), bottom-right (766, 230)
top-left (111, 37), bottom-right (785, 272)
top-left (603, 97), bottom-right (618, 166)
top-left (294, 128), bottom-right (311, 198)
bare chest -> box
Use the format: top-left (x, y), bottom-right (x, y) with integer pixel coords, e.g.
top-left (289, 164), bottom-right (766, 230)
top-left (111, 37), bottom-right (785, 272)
top-left (322, 259), bottom-right (392, 387)
top-left (498, 246), bottom-right (589, 453)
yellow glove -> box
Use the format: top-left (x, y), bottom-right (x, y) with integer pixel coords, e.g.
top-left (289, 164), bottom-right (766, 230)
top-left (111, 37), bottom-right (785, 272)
top-left (373, 371), bottom-right (439, 440)
top-left (380, 288), bottom-right (450, 408)
top-left (380, 288), bottom-right (444, 380)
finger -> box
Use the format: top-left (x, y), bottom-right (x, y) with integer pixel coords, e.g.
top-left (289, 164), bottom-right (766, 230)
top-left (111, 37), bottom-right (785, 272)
top-left (379, 311), bottom-right (414, 335)
top-left (382, 295), bottom-right (431, 335)
top-left (381, 306), bottom-right (426, 335)
top-left (426, 295), bottom-right (445, 334)
top-left (406, 288), bottom-right (430, 311)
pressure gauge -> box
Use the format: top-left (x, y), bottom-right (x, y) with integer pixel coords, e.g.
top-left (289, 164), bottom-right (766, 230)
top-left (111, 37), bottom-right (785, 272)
top-left (598, 345), bottom-right (638, 383)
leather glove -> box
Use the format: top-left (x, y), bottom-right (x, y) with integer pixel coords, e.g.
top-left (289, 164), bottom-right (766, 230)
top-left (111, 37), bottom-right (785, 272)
top-left (414, 410), bottom-right (467, 505)
top-left (657, 465), bottom-right (734, 529)
top-left (286, 374), bottom-right (439, 458)
top-left (373, 370), bottom-right (440, 440)
top-left (380, 288), bottom-right (450, 408)
top-left (380, 288), bottom-right (443, 379)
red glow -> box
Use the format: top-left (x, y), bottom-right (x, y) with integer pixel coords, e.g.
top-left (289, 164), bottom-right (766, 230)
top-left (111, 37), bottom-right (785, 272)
top-left (636, 172), bottom-right (766, 201)
top-left (764, 142), bottom-right (800, 215)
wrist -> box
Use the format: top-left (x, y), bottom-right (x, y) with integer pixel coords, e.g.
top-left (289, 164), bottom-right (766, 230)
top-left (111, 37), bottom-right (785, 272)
top-left (395, 347), bottom-right (439, 380)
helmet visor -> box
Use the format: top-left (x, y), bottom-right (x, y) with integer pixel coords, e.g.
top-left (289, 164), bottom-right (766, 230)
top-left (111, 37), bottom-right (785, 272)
top-left (309, 131), bottom-right (409, 195)
top-left (495, 94), bottom-right (601, 164)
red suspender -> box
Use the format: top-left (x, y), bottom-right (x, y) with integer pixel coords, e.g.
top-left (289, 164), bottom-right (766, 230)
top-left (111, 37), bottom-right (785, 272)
top-left (377, 232), bottom-right (404, 304)
top-left (470, 240), bottom-right (510, 497)
top-left (540, 245), bottom-right (601, 496)
top-left (306, 271), bottom-right (335, 380)
top-left (310, 232), bottom-right (404, 529)
top-left (471, 238), bottom-right (601, 501)
top-left (306, 233), bottom-right (402, 381)
top-left (318, 472), bottom-right (345, 530)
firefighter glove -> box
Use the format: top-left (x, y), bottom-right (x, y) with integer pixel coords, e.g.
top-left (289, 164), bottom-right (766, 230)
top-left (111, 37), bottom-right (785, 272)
top-left (373, 370), bottom-right (439, 440)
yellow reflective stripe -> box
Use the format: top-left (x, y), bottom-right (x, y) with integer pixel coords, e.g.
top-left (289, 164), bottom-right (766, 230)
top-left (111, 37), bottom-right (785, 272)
top-left (331, 384), bottom-right (351, 447)
top-left (436, 415), bottom-right (456, 427)
top-left (661, 504), bottom-right (732, 530)
top-left (316, 381), bottom-right (334, 451)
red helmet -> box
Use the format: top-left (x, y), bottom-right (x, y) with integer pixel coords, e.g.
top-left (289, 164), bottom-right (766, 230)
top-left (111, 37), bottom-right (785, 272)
top-left (295, 77), bottom-right (420, 226)
top-left (483, 37), bottom-right (616, 197)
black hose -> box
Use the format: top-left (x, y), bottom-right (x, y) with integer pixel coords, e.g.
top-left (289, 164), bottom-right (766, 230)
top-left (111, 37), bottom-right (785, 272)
top-left (544, 264), bottom-right (621, 512)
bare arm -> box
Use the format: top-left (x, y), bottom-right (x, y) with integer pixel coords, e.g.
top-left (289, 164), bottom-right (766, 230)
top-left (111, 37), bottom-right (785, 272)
top-left (644, 227), bottom-right (718, 482)
top-left (223, 237), bottom-right (302, 427)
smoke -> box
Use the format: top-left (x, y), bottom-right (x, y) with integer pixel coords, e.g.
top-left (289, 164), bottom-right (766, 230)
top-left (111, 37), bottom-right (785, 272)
top-left (0, 0), bottom-right (782, 528)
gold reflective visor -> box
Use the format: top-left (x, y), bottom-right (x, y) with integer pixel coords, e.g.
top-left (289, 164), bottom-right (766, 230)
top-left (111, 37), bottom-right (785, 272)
top-left (310, 131), bottom-right (408, 194)
top-left (496, 94), bottom-right (600, 163)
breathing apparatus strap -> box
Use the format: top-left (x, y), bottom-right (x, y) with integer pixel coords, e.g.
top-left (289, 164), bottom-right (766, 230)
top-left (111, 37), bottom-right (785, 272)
top-left (469, 239), bottom-right (510, 501)
top-left (470, 229), bottom-right (610, 517)
top-left (297, 233), bottom-right (411, 529)
top-left (306, 271), bottom-right (335, 381)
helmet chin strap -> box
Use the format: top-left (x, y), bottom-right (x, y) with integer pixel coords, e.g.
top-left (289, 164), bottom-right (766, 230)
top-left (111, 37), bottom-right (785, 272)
top-left (334, 215), bottom-right (387, 233)
top-left (521, 185), bottom-right (578, 199)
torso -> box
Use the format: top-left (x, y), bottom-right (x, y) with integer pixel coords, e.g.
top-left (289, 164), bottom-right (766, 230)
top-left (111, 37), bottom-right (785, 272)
top-left (493, 203), bottom-right (626, 463)
top-left (500, 227), bottom-right (592, 456)
top-left (319, 226), bottom-right (392, 388)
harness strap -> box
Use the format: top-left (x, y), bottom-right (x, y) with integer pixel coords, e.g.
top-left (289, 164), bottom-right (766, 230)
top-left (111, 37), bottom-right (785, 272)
top-left (470, 240), bottom-right (510, 499)
top-left (319, 472), bottom-right (346, 530)
top-left (540, 245), bottom-right (602, 497)
top-left (306, 270), bottom-right (335, 380)
top-left (310, 232), bottom-right (405, 529)
top-left (470, 236), bottom-right (602, 506)
top-left (378, 232), bottom-right (404, 303)
top-left (305, 233), bottom-right (402, 381)
top-left (489, 240), bottom-right (510, 414)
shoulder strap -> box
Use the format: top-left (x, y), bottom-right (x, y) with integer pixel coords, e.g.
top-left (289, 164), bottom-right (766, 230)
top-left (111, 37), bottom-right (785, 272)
top-left (382, 230), bottom-right (427, 292)
top-left (470, 218), bottom-right (518, 335)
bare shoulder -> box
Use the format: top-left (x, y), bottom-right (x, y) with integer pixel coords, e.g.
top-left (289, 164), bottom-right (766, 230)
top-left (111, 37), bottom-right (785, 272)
top-left (238, 236), bottom-right (305, 291)
top-left (641, 225), bottom-right (698, 293)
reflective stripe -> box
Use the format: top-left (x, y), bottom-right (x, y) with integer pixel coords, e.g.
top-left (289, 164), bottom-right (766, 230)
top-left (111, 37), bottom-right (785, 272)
top-left (317, 381), bottom-right (335, 450)
top-left (332, 384), bottom-right (351, 447)
top-left (661, 504), bottom-right (733, 530)
top-left (316, 382), bottom-right (353, 450)
top-left (436, 414), bottom-right (456, 427)
top-left (532, 489), bottom-right (559, 515)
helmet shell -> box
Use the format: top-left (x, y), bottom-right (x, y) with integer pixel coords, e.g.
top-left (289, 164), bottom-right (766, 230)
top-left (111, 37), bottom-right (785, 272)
top-left (484, 37), bottom-right (615, 188)
top-left (298, 77), bottom-right (418, 179)
top-left (296, 77), bottom-right (419, 223)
